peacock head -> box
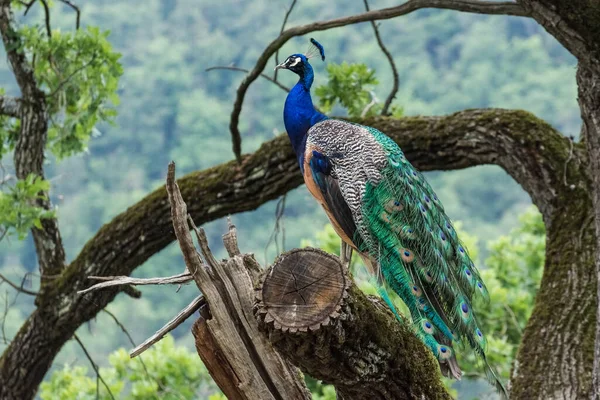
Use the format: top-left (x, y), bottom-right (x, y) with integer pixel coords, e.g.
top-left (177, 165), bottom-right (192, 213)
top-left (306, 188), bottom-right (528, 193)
top-left (274, 38), bottom-right (325, 78)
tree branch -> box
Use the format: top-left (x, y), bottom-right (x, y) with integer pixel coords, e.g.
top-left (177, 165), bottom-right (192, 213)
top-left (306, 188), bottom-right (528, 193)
top-left (130, 295), bottom-right (205, 358)
top-left (0, 273), bottom-right (38, 296)
top-left (58, 109), bottom-right (571, 308)
top-left (228, 0), bottom-right (529, 161)
top-left (58, 0), bottom-right (80, 30)
top-left (77, 272), bottom-right (193, 295)
top-left (517, 0), bottom-right (600, 72)
top-left (0, 95), bottom-right (21, 118)
top-left (363, 0), bottom-right (399, 116)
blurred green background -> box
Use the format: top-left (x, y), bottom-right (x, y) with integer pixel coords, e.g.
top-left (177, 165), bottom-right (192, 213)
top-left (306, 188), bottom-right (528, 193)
top-left (0, 0), bottom-right (577, 398)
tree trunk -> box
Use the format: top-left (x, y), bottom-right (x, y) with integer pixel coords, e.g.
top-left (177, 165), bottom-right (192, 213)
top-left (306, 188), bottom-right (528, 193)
top-left (511, 194), bottom-right (596, 399)
top-left (577, 62), bottom-right (600, 400)
top-left (516, 1), bottom-right (600, 397)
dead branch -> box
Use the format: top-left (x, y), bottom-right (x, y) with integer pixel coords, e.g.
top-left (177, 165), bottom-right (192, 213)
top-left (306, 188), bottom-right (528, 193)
top-left (227, 0), bottom-right (529, 161)
top-left (77, 272), bottom-right (193, 295)
top-left (166, 162), bottom-right (310, 399)
top-left (363, 0), bottom-right (399, 116)
top-left (129, 295), bottom-right (205, 358)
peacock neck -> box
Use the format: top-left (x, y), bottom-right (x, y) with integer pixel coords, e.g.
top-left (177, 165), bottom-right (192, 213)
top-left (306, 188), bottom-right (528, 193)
top-left (283, 74), bottom-right (327, 170)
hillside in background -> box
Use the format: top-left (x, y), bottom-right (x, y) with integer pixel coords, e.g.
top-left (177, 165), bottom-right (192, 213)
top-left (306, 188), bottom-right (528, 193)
top-left (0, 0), bottom-right (578, 396)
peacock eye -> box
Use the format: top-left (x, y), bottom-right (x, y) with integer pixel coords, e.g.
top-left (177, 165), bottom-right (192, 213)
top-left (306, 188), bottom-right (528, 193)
top-left (288, 56), bottom-right (302, 68)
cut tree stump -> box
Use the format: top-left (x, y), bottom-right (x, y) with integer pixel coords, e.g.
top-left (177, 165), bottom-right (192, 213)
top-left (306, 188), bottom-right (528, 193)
top-left (256, 248), bottom-right (452, 400)
top-left (258, 248), bottom-right (349, 332)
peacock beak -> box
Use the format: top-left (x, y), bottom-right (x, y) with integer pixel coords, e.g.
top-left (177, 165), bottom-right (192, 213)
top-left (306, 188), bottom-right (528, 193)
top-left (274, 62), bottom-right (287, 71)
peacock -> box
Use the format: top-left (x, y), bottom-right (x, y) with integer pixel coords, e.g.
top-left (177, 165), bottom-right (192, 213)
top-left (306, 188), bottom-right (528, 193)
top-left (275, 38), bottom-right (507, 397)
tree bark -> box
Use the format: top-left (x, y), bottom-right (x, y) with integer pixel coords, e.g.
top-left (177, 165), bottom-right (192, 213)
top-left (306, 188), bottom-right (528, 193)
top-left (0, 110), bottom-right (593, 398)
top-left (0, 1), bottom-right (66, 283)
top-left (577, 63), bottom-right (600, 400)
top-left (513, 1), bottom-right (600, 397)
top-left (257, 248), bottom-right (452, 399)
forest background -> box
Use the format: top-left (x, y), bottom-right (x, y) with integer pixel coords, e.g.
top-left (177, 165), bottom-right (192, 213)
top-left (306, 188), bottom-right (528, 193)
top-left (0, 0), bottom-right (577, 398)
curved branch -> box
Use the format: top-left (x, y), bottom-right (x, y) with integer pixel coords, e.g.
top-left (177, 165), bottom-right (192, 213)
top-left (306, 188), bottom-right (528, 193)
top-left (228, 0), bottom-right (529, 160)
top-left (64, 109), bottom-right (570, 297)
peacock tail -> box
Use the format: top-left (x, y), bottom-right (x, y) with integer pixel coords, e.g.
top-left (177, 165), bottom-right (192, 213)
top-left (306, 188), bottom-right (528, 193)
top-left (305, 119), bottom-right (507, 397)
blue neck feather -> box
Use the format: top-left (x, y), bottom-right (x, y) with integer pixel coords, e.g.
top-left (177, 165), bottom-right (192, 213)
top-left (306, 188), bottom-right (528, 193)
top-left (283, 63), bottom-right (327, 170)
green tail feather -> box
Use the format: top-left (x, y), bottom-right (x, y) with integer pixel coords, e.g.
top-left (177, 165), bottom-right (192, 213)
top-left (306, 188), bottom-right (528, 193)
top-left (356, 125), bottom-right (505, 395)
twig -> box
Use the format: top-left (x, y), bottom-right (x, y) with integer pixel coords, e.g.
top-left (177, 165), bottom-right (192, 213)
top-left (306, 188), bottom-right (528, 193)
top-left (77, 272), bottom-right (193, 295)
top-left (40, 0), bottom-right (51, 38)
top-left (166, 162), bottom-right (210, 283)
top-left (206, 66), bottom-right (290, 93)
top-left (0, 272), bottom-right (38, 296)
top-left (73, 334), bottom-right (116, 400)
top-left (102, 309), bottom-right (152, 376)
top-left (47, 54), bottom-right (98, 98)
top-left (59, 0), bottom-right (80, 29)
top-left (502, 303), bottom-right (523, 335)
top-left (22, 0), bottom-right (36, 16)
top-left (360, 91), bottom-right (379, 118)
top-left (274, 0), bottom-right (298, 82)
top-left (227, 0), bottom-right (528, 162)
top-left (130, 295), bottom-right (205, 358)
top-left (264, 194), bottom-right (287, 265)
top-left (363, 0), bottom-right (399, 116)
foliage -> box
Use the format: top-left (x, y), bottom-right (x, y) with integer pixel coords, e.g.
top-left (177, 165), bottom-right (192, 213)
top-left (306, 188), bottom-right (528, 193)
top-left (314, 62), bottom-right (403, 118)
top-left (0, 174), bottom-right (54, 239)
top-left (39, 335), bottom-right (223, 400)
top-left (457, 206), bottom-right (544, 382)
top-left (19, 25), bottom-right (122, 158)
